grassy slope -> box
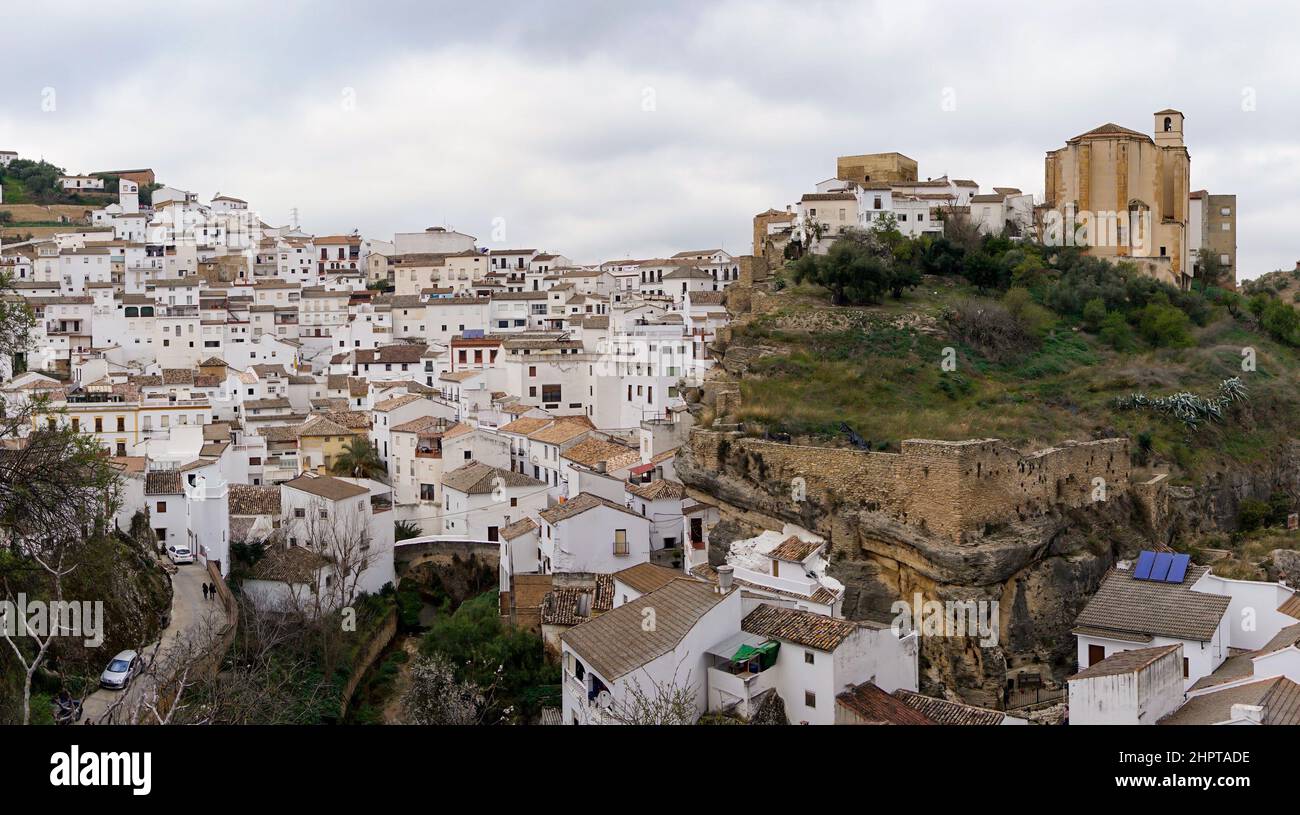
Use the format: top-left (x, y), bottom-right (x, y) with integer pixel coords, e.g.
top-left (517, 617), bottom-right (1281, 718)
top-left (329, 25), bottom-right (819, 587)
top-left (729, 279), bottom-right (1300, 482)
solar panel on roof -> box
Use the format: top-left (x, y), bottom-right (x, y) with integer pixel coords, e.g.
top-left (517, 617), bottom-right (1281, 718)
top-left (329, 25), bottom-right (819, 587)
top-left (1150, 552), bottom-right (1174, 582)
top-left (1133, 551), bottom-right (1157, 580)
top-left (463, 329), bottom-right (484, 339)
top-left (1166, 553), bottom-right (1191, 584)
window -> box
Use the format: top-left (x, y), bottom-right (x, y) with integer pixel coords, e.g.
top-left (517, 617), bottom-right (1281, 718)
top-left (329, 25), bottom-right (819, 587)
top-left (1183, 658), bottom-right (1189, 678)
top-left (804, 651), bottom-right (815, 665)
top-left (156, 502), bottom-right (166, 513)
top-left (1087, 644), bottom-right (1105, 667)
top-left (116, 417), bottom-right (125, 432)
top-left (541, 384), bottom-right (561, 403)
top-left (613, 529), bottom-right (628, 556)
top-left (294, 508), bottom-right (305, 519)
top-left (804, 691), bottom-right (816, 708)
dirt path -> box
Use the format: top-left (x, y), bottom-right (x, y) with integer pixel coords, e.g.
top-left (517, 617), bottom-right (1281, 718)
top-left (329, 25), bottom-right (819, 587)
top-left (381, 636), bottom-right (421, 724)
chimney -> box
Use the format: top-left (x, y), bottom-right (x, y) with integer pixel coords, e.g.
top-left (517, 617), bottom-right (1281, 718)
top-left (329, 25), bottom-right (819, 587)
top-left (717, 564), bottom-right (734, 593)
top-left (594, 461), bottom-right (606, 474)
top-left (1230, 703), bottom-right (1264, 724)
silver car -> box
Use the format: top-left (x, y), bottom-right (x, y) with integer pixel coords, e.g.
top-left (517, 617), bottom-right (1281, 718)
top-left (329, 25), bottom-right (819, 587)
top-left (100, 650), bottom-right (140, 690)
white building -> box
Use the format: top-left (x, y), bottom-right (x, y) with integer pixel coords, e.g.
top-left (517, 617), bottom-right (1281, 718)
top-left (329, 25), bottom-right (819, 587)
top-left (537, 492), bottom-right (651, 574)
top-left (560, 577), bottom-right (741, 725)
top-left (1068, 644), bottom-right (1186, 725)
top-left (439, 461), bottom-right (546, 541)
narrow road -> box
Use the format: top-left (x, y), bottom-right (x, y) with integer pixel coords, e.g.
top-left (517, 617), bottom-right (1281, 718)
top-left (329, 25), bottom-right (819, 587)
top-left (81, 563), bottom-right (218, 724)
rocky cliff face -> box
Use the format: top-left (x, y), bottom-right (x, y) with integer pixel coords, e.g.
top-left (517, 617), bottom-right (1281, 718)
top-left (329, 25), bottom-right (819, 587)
top-left (678, 434), bottom-right (1294, 709)
top-left (1159, 440), bottom-right (1300, 542)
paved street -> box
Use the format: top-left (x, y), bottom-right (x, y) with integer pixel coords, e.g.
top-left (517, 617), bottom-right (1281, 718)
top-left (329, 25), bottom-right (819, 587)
top-left (81, 562), bottom-right (220, 724)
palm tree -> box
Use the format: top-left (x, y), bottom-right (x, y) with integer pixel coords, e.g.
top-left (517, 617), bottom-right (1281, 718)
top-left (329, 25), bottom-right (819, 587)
top-left (331, 436), bottom-right (384, 479)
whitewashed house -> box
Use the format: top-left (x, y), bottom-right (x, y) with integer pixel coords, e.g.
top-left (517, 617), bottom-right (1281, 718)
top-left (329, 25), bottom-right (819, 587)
top-left (560, 577), bottom-right (741, 725)
top-left (439, 461), bottom-right (546, 541)
top-left (537, 492), bottom-right (651, 574)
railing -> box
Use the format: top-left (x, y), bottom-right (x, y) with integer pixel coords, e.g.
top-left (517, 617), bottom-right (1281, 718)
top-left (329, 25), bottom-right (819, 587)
top-left (1005, 684), bottom-right (1065, 711)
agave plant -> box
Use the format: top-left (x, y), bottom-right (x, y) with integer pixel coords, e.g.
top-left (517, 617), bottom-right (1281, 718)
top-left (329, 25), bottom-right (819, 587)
top-left (1113, 378), bottom-right (1251, 431)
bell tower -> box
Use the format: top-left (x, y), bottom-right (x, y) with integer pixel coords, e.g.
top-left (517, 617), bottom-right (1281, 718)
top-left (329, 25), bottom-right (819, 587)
top-left (1154, 109), bottom-right (1184, 147)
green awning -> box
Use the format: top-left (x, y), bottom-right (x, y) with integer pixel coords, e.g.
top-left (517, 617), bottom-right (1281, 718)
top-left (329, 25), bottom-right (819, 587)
top-left (732, 640), bottom-right (779, 667)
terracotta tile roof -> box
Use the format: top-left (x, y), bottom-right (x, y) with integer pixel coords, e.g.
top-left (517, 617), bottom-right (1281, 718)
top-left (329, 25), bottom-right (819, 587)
top-left (228, 484), bottom-right (281, 517)
top-left (1161, 677), bottom-right (1300, 725)
top-left (1070, 122), bottom-right (1152, 142)
top-left (320, 410), bottom-right (372, 429)
top-left (441, 461), bottom-right (543, 494)
top-left (145, 471), bottom-right (183, 495)
top-left (355, 344), bottom-right (429, 365)
top-left (742, 604), bottom-right (859, 652)
top-left (1278, 593), bottom-right (1300, 620)
top-left (391, 415), bottom-right (451, 434)
top-left (540, 585), bottom-right (612, 627)
top-left (1073, 565), bottom-right (1230, 642)
top-left (373, 393), bottom-right (423, 412)
top-left (689, 291), bottom-right (726, 306)
top-left (1068, 644), bottom-right (1181, 681)
top-left (1254, 621), bottom-right (1300, 657)
top-left (501, 517), bottom-right (538, 541)
top-left (258, 423), bottom-right (303, 443)
top-left (613, 562), bottom-right (681, 596)
top-left (625, 478), bottom-right (685, 502)
top-left (109, 456), bottom-right (147, 474)
top-left (284, 474), bottom-right (369, 501)
top-left (527, 420), bottom-right (591, 445)
top-left (443, 422), bottom-right (474, 439)
top-left (561, 438), bottom-right (640, 470)
top-left (499, 417), bottom-right (552, 435)
top-left (296, 415), bottom-right (355, 437)
top-left (250, 545), bottom-right (329, 583)
top-left (538, 492), bottom-right (642, 524)
top-left (768, 536), bottom-right (822, 563)
top-left (560, 578), bottom-right (727, 680)
top-left (800, 192), bottom-right (856, 202)
top-left (837, 683), bottom-right (936, 725)
top-left (244, 397), bottom-right (291, 411)
top-left (892, 689), bottom-right (1007, 725)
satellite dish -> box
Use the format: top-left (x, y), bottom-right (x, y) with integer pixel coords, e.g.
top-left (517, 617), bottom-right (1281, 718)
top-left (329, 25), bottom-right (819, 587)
top-left (595, 690), bottom-right (613, 709)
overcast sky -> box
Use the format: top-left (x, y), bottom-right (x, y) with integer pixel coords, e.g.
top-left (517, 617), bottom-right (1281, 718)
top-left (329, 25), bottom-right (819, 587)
top-left (1, 1), bottom-right (1295, 277)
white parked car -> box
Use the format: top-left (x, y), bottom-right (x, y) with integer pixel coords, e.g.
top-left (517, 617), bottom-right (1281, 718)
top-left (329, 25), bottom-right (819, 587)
top-left (166, 544), bottom-right (194, 565)
top-left (100, 650), bottom-right (141, 690)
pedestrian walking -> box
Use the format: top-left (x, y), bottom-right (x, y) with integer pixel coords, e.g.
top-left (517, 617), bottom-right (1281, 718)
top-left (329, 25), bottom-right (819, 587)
top-left (202, 583), bottom-right (209, 601)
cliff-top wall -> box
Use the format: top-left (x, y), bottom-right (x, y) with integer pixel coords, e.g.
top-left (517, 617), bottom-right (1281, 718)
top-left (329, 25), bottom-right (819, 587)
top-left (688, 430), bottom-right (1130, 543)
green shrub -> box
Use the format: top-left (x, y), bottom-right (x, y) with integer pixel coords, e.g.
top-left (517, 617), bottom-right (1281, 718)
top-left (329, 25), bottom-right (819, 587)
top-left (1082, 297), bottom-right (1107, 333)
top-left (1098, 311), bottom-right (1134, 351)
top-left (1238, 498), bottom-right (1271, 532)
top-left (1137, 302), bottom-right (1194, 348)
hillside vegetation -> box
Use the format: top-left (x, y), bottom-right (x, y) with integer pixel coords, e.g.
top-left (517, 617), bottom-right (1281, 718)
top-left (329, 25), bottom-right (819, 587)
top-left (721, 226), bottom-right (1300, 484)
